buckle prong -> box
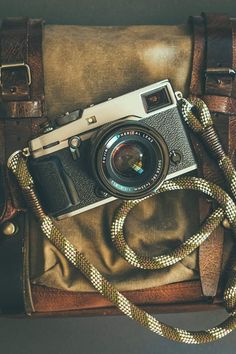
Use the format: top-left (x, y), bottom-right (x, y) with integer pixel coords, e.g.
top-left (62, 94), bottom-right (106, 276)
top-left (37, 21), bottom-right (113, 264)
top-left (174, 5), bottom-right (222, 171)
top-left (205, 67), bottom-right (236, 78)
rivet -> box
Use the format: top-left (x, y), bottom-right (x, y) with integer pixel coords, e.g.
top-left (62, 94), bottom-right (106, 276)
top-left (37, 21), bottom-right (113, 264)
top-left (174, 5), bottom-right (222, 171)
top-left (222, 218), bottom-right (231, 229)
top-left (10, 86), bottom-right (17, 93)
top-left (1, 222), bottom-right (17, 236)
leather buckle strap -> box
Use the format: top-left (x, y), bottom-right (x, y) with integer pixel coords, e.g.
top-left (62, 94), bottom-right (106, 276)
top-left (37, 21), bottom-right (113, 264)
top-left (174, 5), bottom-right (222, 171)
top-left (189, 14), bottom-right (236, 298)
top-left (0, 18), bottom-right (30, 102)
top-left (0, 18), bottom-right (46, 118)
top-left (203, 13), bottom-right (235, 97)
top-left (198, 14), bottom-right (236, 299)
top-left (0, 18), bottom-right (46, 314)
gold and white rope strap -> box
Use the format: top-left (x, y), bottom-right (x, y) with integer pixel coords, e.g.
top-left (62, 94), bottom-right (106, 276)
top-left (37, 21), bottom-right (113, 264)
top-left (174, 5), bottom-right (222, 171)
top-left (7, 98), bottom-right (236, 344)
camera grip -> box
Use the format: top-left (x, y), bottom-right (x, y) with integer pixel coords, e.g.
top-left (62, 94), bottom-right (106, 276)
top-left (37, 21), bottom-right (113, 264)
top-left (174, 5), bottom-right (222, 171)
top-left (29, 156), bottom-right (79, 215)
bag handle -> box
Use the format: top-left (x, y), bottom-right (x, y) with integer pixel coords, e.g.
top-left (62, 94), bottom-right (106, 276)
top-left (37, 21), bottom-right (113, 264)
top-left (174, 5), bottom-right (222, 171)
top-left (7, 98), bottom-right (236, 344)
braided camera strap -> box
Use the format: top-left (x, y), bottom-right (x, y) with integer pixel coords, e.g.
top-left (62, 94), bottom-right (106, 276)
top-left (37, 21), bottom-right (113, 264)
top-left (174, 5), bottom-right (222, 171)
top-left (7, 98), bottom-right (236, 344)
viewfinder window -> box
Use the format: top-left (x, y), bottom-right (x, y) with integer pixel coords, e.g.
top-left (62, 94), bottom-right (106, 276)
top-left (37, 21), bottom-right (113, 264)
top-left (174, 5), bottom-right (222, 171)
top-left (142, 87), bottom-right (172, 113)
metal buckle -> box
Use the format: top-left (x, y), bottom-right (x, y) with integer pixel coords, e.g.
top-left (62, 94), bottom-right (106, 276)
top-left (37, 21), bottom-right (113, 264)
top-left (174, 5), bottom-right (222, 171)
top-left (205, 67), bottom-right (236, 78)
top-left (0, 63), bottom-right (32, 86)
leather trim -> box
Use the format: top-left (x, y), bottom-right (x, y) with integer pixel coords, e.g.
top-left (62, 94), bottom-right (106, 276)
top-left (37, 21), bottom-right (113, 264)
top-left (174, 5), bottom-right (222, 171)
top-left (30, 303), bottom-right (224, 317)
top-left (31, 281), bottom-right (223, 314)
top-left (0, 17), bottom-right (46, 314)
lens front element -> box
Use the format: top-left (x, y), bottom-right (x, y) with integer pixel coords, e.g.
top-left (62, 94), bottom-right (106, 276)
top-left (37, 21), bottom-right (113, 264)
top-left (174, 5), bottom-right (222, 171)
top-left (112, 142), bottom-right (146, 178)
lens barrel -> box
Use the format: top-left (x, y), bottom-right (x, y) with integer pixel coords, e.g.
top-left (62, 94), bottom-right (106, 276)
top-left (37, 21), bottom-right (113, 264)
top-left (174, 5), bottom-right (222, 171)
top-left (91, 120), bottom-right (169, 199)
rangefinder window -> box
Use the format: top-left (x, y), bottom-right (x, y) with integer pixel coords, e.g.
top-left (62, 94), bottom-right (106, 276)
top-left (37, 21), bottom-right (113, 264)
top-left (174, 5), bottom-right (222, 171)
top-left (142, 87), bottom-right (172, 113)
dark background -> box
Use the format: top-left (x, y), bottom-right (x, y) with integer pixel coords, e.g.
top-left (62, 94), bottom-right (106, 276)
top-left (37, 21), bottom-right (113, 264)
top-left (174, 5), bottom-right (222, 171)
top-left (0, 0), bottom-right (235, 25)
top-left (1, 0), bottom-right (236, 353)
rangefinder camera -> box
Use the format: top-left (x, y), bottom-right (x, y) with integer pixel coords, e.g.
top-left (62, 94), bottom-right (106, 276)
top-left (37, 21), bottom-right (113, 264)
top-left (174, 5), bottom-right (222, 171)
top-left (28, 79), bottom-right (197, 219)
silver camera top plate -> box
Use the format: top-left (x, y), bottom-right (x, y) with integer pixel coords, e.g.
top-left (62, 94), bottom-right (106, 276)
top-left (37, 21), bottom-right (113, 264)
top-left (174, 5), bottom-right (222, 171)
top-left (29, 79), bottom-right (178, 158)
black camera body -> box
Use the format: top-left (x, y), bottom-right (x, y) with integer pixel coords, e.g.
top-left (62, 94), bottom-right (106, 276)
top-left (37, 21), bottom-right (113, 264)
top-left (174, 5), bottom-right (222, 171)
top-left (28, 80), bottom-right (197, 219)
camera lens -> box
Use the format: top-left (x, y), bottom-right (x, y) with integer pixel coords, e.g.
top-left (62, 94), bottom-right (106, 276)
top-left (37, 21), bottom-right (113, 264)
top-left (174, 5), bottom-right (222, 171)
top-left (91, 121), bottom-right (169, 199)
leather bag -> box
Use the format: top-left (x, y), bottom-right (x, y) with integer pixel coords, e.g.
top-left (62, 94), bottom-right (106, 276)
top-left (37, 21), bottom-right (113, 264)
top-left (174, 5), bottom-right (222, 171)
top-left (0, 14), bottom-right (236, 322)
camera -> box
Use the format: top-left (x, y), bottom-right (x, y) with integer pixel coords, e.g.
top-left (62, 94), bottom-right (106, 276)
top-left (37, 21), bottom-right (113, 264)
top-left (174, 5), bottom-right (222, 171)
top-left (28, 80), bottom-right (197, 219)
